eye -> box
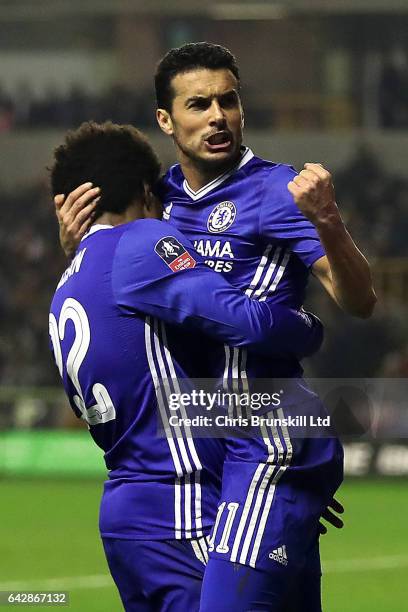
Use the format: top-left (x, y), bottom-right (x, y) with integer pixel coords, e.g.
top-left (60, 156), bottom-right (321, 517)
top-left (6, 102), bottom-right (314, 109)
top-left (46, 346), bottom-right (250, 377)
top-left (220, 92), bottom-right (238, 108)
top-left (188, 98), bottom-right (209, 110)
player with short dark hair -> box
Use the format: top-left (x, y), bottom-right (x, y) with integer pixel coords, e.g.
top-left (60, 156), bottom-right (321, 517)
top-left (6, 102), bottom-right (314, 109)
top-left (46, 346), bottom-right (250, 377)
top-left (153, 42), bottom-right (375, 612)
top-left (155, 42), bottom-right (240, 112)
top-left (49, 121), bottom-right (323, 612)
top-left (51, 121), bottom-right (161, 218)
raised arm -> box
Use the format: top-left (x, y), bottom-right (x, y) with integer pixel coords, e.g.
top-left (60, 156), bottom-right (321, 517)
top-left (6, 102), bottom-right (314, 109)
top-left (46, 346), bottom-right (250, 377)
top-left (287, 163), bottom-right (377, 318)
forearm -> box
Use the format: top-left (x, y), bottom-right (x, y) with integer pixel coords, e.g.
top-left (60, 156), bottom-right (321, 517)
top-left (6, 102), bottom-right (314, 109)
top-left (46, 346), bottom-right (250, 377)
top-left (315, 215), bottom-right (377, 318)
top-left (125, 267), bottom-right (322, 358)
top-left (287, 163), bottom-right (377, 318)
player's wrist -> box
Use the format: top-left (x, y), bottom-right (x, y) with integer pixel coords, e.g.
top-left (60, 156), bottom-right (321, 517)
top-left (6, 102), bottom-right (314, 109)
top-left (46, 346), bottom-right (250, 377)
top-left (313, 204), bottom-right (344, 232)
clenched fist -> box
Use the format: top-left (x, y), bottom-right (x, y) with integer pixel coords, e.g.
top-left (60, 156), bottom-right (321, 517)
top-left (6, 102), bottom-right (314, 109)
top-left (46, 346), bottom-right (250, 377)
top-left (287, 163), bottom-right (341, 228)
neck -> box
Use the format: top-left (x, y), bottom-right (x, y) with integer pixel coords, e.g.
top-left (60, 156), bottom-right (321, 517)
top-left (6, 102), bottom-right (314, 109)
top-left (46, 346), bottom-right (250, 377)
top-left (179, 150), bottom-right (242, 192)
top-left (95, 202), bottom-right (142, 227)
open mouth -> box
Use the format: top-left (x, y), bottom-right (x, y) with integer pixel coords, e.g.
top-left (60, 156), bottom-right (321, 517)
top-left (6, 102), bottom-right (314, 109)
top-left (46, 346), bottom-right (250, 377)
top-left (205, 131), bottom-right (232, 151)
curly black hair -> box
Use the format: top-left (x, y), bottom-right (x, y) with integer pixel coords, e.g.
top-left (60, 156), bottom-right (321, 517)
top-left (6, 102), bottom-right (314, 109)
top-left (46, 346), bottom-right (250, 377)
top-left (50, 121), bottom-right (161, 216)
top-left (155, 41), bottom-right (240, 111)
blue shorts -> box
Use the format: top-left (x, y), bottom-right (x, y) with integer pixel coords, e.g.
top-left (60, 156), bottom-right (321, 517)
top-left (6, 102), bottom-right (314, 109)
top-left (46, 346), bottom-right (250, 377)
top-left (200, 544), bottom-right (322, 612)
top-left (102, 537), bottom-right (208, 611)
top-left (208, 406), bottom-right (344, 576)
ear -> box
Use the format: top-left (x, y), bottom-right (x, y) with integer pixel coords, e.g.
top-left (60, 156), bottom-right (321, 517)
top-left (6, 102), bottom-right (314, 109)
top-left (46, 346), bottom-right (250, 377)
top-left (142, 182), bottom-right (154, 210)
top-left (156, 108), bottom-right (174, 136)
top-left (142, 183), bottom-right (163, 219)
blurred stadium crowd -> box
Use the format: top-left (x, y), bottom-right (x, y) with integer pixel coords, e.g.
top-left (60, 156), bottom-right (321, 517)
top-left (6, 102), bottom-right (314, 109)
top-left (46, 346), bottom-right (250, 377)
top-left (1, 47), bottom-right (408, 131)
top-left (0, 146), bottom-right (406, 390)
top-left (0, 81), bottom-right (322, 130)
top-left (307, 147), bottom-right (408, 379)
top-left (0, 83), bottom-right (157, 131)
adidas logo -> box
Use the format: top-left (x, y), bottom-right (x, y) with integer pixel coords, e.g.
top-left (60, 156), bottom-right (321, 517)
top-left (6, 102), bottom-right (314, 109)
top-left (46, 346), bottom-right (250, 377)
top-left (269, 545), bottom-right (288, 566)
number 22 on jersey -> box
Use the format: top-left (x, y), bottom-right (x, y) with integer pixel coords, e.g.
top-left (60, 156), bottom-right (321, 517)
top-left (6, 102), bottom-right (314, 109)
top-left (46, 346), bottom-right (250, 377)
top-left (49, 298), bottom-right (116, 426)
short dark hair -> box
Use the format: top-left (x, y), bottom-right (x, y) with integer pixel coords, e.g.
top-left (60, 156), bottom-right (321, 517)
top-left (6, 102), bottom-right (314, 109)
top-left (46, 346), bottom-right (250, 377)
top-left (155, 41), bottom-right (240, 111)
top-left (50, 121), bottom-right (161, 216)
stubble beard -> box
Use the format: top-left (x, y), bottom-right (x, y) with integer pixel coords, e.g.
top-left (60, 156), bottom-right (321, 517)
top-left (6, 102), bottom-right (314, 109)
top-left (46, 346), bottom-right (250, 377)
top-left (173, 131), bottom-right (242, 179)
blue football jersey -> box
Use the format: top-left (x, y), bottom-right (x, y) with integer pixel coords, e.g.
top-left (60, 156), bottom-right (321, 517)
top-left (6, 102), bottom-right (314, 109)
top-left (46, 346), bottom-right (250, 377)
top-left (161, 147), bottom-right (325, 380)
top-left (160, 150), bottom-right (343, 577)
top-left (49, 219), bottom-right (322, 541)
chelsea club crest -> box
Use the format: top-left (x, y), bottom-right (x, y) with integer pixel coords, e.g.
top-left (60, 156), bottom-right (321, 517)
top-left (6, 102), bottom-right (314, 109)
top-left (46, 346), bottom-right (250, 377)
top-left (207, 201), bottom-right (237, 233)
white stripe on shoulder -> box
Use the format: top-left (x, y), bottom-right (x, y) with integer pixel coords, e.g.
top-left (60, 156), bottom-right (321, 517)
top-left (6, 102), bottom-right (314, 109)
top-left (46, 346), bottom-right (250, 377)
top-left (252, 247), bottom-right (282, 299)
top-left (246, 246), bottom-right (291, 303)
top-left (245, 244), bottom-right (274, 298)
top-left (259, 251), bottom-right (291, 301)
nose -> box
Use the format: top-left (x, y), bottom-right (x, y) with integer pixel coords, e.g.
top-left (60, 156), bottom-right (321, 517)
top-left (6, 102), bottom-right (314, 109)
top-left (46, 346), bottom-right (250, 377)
top-left (209, 100), bottom-right (226, 127)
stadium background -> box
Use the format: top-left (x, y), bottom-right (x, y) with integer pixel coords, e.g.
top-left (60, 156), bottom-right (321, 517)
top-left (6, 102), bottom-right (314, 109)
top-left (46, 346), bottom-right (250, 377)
top-left (0, 1), bottom-right (407, 610)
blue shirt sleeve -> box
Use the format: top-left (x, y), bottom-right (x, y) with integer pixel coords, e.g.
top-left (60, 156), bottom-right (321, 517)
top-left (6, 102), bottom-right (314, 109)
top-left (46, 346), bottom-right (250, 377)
top-left (259, 164), bottom-right (325, 268)
top-left (111, 219), bottom-right (322, 359)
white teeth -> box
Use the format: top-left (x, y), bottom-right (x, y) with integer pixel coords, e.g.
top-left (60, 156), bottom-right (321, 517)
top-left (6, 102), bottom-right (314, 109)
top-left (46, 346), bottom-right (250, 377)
top-left (208, 133), bottom-right (229, 145)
